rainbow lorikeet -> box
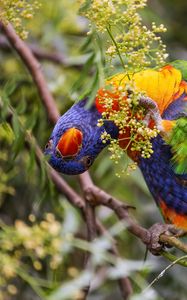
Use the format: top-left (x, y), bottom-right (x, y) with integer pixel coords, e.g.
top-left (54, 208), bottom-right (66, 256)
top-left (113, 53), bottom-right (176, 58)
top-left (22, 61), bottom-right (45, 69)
top-left (45, 63), bottom-right (187, 231)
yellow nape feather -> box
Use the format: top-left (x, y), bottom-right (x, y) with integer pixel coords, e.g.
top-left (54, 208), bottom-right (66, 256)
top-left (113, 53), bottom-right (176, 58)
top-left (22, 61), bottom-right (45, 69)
top-left (108, 65), bottom-right (184, 114)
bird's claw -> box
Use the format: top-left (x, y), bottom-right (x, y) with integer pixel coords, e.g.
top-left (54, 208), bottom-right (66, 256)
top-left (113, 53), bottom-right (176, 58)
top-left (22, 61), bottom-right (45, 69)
top-left (139, 96), bottom-right (163, 131)
top-left (144, 223), bottom-right (179, 255)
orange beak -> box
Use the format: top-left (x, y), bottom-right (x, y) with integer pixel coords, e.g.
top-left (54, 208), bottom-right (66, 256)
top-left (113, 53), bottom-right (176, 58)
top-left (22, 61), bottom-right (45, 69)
top-left (56, 128), bottom-right (83, 158)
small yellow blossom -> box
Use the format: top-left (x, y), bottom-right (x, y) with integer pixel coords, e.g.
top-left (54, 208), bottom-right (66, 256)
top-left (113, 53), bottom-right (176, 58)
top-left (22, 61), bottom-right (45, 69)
top-left (81, 0), bottom-right (167, 72)
top-left (7, 284), bottom-right (18, 295)
top-left (33, 260), bottom-right (42, 270)
top-left (15, 220), bottom-right (31, 237)
top-left (68, 267), bottom-right (79, 277)
top-left (0, 0), bottom-right (41, 39)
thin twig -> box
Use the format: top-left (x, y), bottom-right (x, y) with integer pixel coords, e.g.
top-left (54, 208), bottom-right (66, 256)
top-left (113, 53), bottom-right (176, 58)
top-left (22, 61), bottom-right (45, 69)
top-left (160, 235), bottom-right (187, 254)
top-left (0, 35), bottom-right (84, 70)
top-left (79, 173), bottom-right (97, 240)
top-left (79, 173), bottom-right (132, 299)
top-left (161, 251), bottom-right (187, 267)
top-left (80, 172), bottom-right (135, 299)
top-left (0, 22), bottom-right (60, 124)
top-left (79, 172), bottom-right (150, 243)
top-left (143, 254), bottom-right (187, 292)
top-left (79, 172), bottom-right (97, 299)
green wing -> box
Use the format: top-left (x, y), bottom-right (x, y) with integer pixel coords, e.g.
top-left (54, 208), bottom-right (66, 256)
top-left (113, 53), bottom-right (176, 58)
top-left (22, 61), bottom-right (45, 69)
top-left (166, 60), bottom-right (187, 173)
top-left (169, 117), bottom-right (187, 174)
top-left (170, 60), bottom-right (187, 80)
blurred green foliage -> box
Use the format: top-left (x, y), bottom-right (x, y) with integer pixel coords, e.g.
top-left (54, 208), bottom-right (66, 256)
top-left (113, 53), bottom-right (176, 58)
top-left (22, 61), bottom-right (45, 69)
top-left (0, 1), bottom-right (187, 300)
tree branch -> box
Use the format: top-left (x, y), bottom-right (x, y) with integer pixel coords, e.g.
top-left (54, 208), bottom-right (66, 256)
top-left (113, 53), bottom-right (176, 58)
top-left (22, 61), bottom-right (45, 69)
top-left (0, 22), bottom-right (60, 124)
top-left (79, 173), bottom-right (187, 259)
top-left (79, 172), bottom-right (150, 243)
top-left (0, 35), bottom-right (84, 70)
top-left (160, 235), bottom-right (187, 254)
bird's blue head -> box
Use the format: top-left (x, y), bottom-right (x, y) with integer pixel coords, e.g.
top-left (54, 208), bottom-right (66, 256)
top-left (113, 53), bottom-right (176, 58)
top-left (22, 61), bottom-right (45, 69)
top-left (45, 99), bottom-right (118, 175)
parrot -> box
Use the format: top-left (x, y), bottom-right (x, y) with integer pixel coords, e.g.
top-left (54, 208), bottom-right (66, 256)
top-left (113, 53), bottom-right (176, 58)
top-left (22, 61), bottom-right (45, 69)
top-left (45, 62), bottom-right (187, 231)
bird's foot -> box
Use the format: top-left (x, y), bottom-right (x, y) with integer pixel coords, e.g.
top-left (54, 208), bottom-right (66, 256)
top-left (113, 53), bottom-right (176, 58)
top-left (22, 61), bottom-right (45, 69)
top-left (139, 96), bottom-right (163, 131)
top-left (144, 223), bottom-right (180, 255)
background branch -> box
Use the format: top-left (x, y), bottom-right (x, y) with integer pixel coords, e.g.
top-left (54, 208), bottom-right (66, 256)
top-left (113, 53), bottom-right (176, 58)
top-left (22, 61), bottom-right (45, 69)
top-left (0, 35), bottom-right (84, 70)
top-left (0, 22), bottom-right (60, 124)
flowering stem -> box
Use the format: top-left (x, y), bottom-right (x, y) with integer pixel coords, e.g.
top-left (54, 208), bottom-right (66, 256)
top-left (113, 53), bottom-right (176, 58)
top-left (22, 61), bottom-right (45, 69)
top-left (106, 25), bottom-right (130, 79)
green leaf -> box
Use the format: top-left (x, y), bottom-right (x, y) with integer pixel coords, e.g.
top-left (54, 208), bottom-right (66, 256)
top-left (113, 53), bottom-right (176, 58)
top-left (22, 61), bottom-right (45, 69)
top-left (12, 113), bottom-right (21, 138)
top-left (79, 0), bottom-right (91, 13)
top-left (0, 95), bottom-right (10, 121)
top-left (16, 97), bottom-right (27, 114)
top-left (1, 122), bottom-right (15, 141)
top-left (3, 79), bottom-right (17, 97)
top-left (27, 146), bottom-right (36, 174)
top-left (84, 68), bottom-right (100, 107)
top-left (25, 112), bottom-right (37, 130)
top-left (170, 60), bottom-right (187, 80)
top-left (71, 52), bottom-right (95, 93)
top-left (12, 131), bottom-right (25, 159)
top-left (80, 35), bottom-right (93, 52)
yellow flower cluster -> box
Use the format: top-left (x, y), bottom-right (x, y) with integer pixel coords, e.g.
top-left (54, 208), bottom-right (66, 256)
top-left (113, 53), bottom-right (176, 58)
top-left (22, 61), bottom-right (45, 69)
top-left (81, 0), bottom-right (167, 174)
top-left (0, 213), bottom-right (63, 297)
top-left (0, 0), bottom-right (41, 39)
top-left (97, 82), bottom-right (159, 173)
top-left (81, 0), bottom-right (168, 71)
top-left (84, 0), bottom-right (147, 33)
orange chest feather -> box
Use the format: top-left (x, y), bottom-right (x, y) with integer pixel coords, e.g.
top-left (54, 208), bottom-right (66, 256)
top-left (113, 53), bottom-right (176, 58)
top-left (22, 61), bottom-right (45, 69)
top-left (160, 200), bottom-right (187, 231)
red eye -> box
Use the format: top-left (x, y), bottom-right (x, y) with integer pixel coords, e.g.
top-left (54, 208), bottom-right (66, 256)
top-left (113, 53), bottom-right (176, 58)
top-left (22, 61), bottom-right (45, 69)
top-left (57, 128), bottom-right (83, 158)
